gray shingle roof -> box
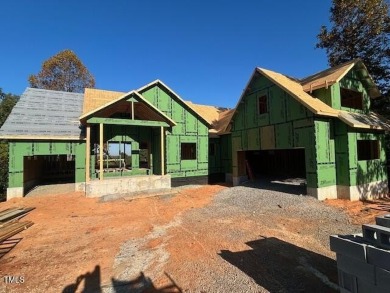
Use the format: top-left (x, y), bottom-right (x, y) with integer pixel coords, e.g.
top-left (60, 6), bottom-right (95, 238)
top-left (0, 88), bottom-right (84, 139)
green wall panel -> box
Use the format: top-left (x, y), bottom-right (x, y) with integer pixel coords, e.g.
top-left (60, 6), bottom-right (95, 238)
top-left (167, 136), bottom-right (180, 164)
top-left (197, 136), bottom-right (208, 163)
top-left (275, 123), bottom-right (293, 149)
top-left (247, 128), bottom-right (260, 150)
top-left (269, 87), bottom-right (286, 124)
top-left (156, 87), bottom-right (171, 112)
top-left (185, 112), bottom-right (197, 133)
top-left (181, 160), bottom-right (197, 170)
top-left (8, 140), bottom-right (86, 188)
top-left (245, 93), bottom-right (257, 129)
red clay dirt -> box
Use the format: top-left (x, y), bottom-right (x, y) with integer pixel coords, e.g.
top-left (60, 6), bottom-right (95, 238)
top-left (0, 186), bottom-right (389, 292)
top-left (325, 197), bottom-right (390, 225)
top-left (0, 185), bottom-right (225, 292)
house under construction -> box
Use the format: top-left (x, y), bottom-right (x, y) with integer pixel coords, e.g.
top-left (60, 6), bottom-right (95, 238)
top-left (1, 59), bottom-right (389, 201)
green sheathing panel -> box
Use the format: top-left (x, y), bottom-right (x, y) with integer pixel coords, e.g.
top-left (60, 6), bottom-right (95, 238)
top-left (349, 131), bottom-right (387, 186)
top-left (334, 120), bottom-right (350, 186)
top-left (8, 140), bottom-right (85, 188)
top-left (314, 119), bottom-right (336, 188)
top-left (230, 74), bottom-right (317, 187)
top-left (141, 84), bottom-right (209, 178)
top-left (208, 138), bottom-right (220, 174)
top-left (312, 85), bottom-right (341, 109)
top-left (208, 135), bottom-right (232, 174)
top-left (334, 121), bottom-right (387, 187)
top-left (338, 68), bottom-right (371, 113)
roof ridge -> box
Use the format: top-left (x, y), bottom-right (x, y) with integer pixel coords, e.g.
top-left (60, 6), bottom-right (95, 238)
top-left (300, 58), bottom-right (360, 83)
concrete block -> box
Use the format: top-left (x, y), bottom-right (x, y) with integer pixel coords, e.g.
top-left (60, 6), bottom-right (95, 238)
top-left (375, 267), bottom-right (390, 289)
top-left (367, 245), bottom-right (390, 271)
top-left (338, 269), bottom-right (357, 293)
top-left (376, 214), bottom-right (390, 228)
top-left (337, 253), bottom-right (375, 285)
top-left (330, 235), bottom-right (367, 261)
top-left (356, 278), bottom-right (388, 293)
top-left (362, 224), bottom-right (390, 250)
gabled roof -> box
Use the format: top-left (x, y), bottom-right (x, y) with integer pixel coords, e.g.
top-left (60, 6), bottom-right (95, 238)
top-left (137, 80), bottom-right (212, 128)
top-left (300, 59), bottom-right (356, 92)
top-left (81, 82), bottom-right (234, 133)
top-left (185, 101), bottom-right (233, 134)
top-left (227, 65), bottom-right (389, 131)
top-left (300, 59), bottom-right (381, 98)
top-left (258, 68), bottom-right (340, 117)
top-left (80, 89), bottom-right (176, 126)
top-left (0, 88), bottom-right (84, 140)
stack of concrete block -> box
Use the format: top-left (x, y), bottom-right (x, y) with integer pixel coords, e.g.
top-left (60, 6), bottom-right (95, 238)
top-left (330, 214), bottom-right (390, 293)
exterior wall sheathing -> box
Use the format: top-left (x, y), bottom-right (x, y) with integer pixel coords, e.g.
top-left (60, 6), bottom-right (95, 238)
top-left (140, 84), bottom-right (209, 181)
top-left (230, 75), bottom-right (319, 192)
top-left (230, 70), bottom-right (388, 200)
top-left (7, 140), bottom-right (85, 199)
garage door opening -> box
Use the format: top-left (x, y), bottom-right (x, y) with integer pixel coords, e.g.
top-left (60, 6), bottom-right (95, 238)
top-left (244, 149), bottom-right (307, 194)
top-left (23, 155), bottom-right (75, 195)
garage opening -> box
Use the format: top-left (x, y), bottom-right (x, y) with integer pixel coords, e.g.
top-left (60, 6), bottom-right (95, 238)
top-left (246, 149), bottom-right (306, 177)
top-left (23, 155), bottom-right (75, 195)
top-left (244, 149), bottom-right (306, 194)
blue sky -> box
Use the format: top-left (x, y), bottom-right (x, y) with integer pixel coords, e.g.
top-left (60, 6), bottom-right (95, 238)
top-left (1, 1), bottom-right (332, 108)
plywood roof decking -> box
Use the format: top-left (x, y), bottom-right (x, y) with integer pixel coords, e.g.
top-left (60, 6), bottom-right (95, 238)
top-left (185, 101), bottom-right (220, 124)
top-left (258, 68), bottom-right (340, 117)
top-left (83, 88), bottom-right (124, 115)
top-left (300, 59), bottom-right (381, 98)
top-left (339, 111), bottom-right (390, 131)
top-left (300, 60), bottom-right (356, 92)
top-left (209, 109), bottom-right (234, 134)
top-left (185, 101), bottom-right (233, 133)
top-left (0, 88), bottom-right (84, 139)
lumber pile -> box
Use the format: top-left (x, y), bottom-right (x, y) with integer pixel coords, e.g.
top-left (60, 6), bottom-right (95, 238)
top-left (0, 207), bottom-right (34, 244)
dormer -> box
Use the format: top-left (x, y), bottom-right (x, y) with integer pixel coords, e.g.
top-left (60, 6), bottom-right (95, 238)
top-left (300, 59), bottom-right (381, 114)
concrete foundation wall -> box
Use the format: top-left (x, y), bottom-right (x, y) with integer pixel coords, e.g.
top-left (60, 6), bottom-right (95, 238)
top-left (225, 173), bottom-right (233, 184)
top-left (337, 180), bottom-right (388, 201)
top-left (307, 185), bottom-right (338, 200)
top-left (85, 175), bottom-right (171, 198)
top-left (232, 175), bottom-right (248, 186)
top-left (6, 187), bottom-right (24, 200)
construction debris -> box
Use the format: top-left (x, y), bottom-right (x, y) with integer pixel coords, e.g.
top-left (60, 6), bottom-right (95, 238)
top-left (0, 207), bottom-right (34, 244)
top-left (0, 207), bottom-right (35, 223)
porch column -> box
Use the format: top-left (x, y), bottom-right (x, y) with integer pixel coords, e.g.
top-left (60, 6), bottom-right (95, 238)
top-left (99, 123), bottom-right (104, 180)
top-left (161, 126), bottom-right (164, 175)
top-left (85, 125), bottom-right (91, 182)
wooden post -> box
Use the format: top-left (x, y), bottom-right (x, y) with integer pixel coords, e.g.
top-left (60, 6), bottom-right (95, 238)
top-left (161, 126), bottom-right (164, 175)
top-left (99, 123), bottom-right (104, 180)
top-left (131, 101), bottom-right (134, 120)
top-left (86, 125), bottom-right (91, 182)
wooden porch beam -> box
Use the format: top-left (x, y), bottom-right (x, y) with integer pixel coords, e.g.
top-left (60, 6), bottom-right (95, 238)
top-left (161, 126), bottom-right (164, 176)
top-left (99, 123), bottom-right (104, 180)
top-left (87, 117), bottom-right (169, 127)
top-left (85, 125), bottom-right (91, 182)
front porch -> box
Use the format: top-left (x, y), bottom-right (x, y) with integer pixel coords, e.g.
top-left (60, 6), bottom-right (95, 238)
top-left (80, 90), bottom-right (177, 197)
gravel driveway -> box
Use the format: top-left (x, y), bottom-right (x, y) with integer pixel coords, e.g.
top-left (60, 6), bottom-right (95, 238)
top-left (111, 179), bottom-right (361, 293)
